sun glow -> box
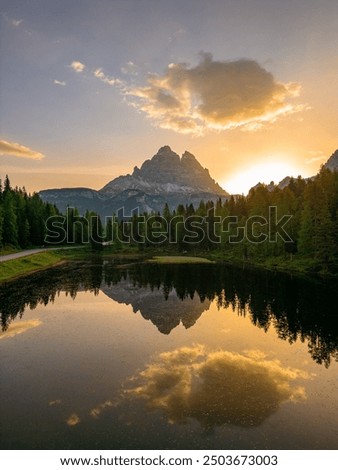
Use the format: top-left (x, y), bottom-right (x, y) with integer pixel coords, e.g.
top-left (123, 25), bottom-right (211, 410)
top-left (223, 160), bottom-right (301, 195)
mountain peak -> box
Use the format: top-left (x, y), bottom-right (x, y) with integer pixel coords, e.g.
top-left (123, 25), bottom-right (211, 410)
top-left (40, 146), bottom-right (229, 217)
top-left (152, 145), bottom-right (180, 162)
top-left (182, 150), bottom-right (197, 161)
top-left (101, 146), bottom-right (228, 198)
top-left (157, 145), bottom-right (174, 154)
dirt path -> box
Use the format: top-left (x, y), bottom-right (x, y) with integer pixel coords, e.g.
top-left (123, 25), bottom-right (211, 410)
top-left (0, 247), bottom-right (79, 263)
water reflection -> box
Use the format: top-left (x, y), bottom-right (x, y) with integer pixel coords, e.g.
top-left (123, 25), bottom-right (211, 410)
top-left (0, 319), bottom-right (42, 339)
top-left (120, 346), bottom-right (309, 429)
top-left (101, 280), bottom-right (211, 334)
top-left (0, 259), bottom-right (337, 366)
top-left (66, 414), bottom-right (80, 427)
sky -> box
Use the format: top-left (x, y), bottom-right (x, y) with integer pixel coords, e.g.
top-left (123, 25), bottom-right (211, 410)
top-left (1, 0), bottom-right (338, 195)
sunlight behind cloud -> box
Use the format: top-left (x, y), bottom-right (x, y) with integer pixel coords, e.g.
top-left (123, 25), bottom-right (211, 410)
top-left (126, 53), bottom-right (305, 135)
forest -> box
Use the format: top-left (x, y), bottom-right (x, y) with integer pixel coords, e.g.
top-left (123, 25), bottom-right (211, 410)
top-left (0, 175), bottom-right (59, 248)
top-left (1, 167), bottom-right (337, 273)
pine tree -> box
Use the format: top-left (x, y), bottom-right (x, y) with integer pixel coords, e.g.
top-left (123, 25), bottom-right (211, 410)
top-left (298, 179), bottom-right (336, 267)
top-left (2, 191), bottom-right (18, 246)
top-left (89, 212), bottom-right (104, 250)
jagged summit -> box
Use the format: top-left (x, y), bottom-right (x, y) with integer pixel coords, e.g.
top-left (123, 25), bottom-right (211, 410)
top-left (100, 146), bottom-right (227, 197)
top-left (40, 146), bottom-right (229, 217)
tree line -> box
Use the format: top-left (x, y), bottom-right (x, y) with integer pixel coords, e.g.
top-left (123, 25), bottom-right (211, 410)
top-left (102, 167), bottom-right (337, 272)
top-left (1, 168), bottom-right (338, 272)
top-left (0, 175), bottom-right (60, 248)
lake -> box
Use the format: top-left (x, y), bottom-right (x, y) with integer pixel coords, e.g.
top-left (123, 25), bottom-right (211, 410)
top-left (0, 259), bottom-right (337, 450)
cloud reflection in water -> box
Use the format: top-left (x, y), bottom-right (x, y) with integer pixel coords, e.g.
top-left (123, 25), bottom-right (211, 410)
top-left (122, 346), bottom-right (309, 429)
top-left (0, 319), bottom-right (42, 339)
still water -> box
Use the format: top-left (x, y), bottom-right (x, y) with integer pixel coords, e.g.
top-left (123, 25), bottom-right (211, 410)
top-left (0, 259), bottom-right (337, 449)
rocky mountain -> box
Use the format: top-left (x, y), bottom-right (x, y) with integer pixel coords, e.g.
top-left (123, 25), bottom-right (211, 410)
top-left (39, 146), bottom-right (229, 218)
top-left (251, 177), bottom-right (292, 193)
top-left (323, 149), bottom-right (338, 172)
top-left (101, 146), bottom-right (226, 196)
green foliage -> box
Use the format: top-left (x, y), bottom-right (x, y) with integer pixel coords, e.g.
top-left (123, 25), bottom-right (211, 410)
top-left (0, 175), bottom-right (60, 250)
top-left (0, 251), bottom-right (63, 282)
top-left (116, 170), bottom-right (338, 274)
top-left (86, 211), bottom-right (104, 251)
top-left (2, 169), bottom-right (338, 274)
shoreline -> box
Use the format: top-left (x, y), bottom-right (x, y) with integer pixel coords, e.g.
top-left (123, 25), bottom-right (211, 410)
top-left (0, 246), bottom-right (336, 284)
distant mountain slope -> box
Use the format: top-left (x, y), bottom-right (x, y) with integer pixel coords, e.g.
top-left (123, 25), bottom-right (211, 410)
top-left (39, 146), bottom-right (229, 217)
top-left (249, 148), bottom-right (338, 193)
top-left (323, 149), bottom-right (338, 172)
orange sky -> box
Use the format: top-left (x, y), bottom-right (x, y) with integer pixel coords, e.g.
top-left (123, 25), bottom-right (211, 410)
top-left (1, 0), bottom-right (337, 194)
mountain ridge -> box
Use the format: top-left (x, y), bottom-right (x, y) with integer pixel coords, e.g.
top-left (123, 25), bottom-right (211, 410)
top-left (39, 147), bottom-right (338, 216)
top-left (100, 145), bottom-right (227, 196)
top-left (39, 146), bottom-right (229, 217)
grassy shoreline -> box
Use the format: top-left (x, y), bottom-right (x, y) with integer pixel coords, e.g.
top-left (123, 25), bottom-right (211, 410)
top-left (0, 245), bottom-right (336, 283)
top-left (0, 251), bottom-right (66, 283)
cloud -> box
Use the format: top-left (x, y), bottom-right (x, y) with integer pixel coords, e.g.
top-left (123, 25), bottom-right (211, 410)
top-left (94, 68), bottom-right (123, 86)
top-left (11, 18), bottom-right (23, 27)
top-left (49, 399), bottom-right (61, 406)
top-left (66, 414), bottom-right (80, 426)
top-left (169, 28), bottom-right (186, 43)
top-left (0, 319), bottom-right (42, 339)
top-left (123, 346), bottom-right (309, 429)
top-left (0, 139), bottom-right (45, 160)
top-left (70, 61), bottom-right (85, 73)
top-left (127, 53), bottom-right (305, 135)
top-left (90, 400), bottom-right (117, 418)
top-left (2, 13), bottom-right (23, 27)
top-left (121, 61), bottom-right (138, 76)
top-left (54, 79), bottom-right (66, 86)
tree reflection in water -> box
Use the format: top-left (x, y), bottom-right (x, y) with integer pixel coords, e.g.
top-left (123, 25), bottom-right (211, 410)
top-left (0, 259), bottom-right (337, 367)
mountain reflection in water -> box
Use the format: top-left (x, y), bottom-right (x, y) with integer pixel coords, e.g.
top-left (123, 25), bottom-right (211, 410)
top-left (0, 259), bottom-right (337, 367)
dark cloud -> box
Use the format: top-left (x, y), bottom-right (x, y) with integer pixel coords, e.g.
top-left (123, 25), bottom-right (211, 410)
top-left (127, 54), bottom-right (304, 134)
